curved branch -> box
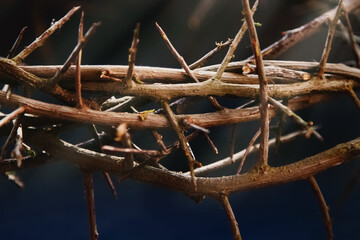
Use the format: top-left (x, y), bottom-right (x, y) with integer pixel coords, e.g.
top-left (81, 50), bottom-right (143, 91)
top-left (0, 91), bottom-right (332, 129)
top-left (16, 131), bottom-right (360, 198)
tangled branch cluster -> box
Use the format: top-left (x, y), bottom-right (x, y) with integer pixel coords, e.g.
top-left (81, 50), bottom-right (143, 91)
top-left (0, 0), bottom-right (360, 239)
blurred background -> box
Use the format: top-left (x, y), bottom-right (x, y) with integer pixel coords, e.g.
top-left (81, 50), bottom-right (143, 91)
top-left (0, 0), bottom-right (359, 239)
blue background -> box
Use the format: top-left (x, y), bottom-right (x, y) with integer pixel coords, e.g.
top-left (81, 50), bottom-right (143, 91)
top-left (0, 0), bottom-right (360, 239)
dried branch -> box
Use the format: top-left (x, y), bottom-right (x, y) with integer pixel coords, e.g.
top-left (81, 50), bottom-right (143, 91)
top-left (242, 0), bottom-right (269, 167)
top-left (83, 171), bottom-right (99, 240)
top-left (318, 0), bottom-right (343, 79)
top-left (7, 60), bottom-right (360, 86)
top-left (214, 0), bottom-right (258, 81)
top-left (308, 176), bottom-right (333, 240)
top-left (12, 6), bottom-right (81, 64)
top-left (218, 194), bottom-right (242, 240)
top-left (0, 91), bottom-right (336, 129)
top-left (124, 23), bottom-right (140, 87)
top-left (258, 0), bottom-right (360, 59)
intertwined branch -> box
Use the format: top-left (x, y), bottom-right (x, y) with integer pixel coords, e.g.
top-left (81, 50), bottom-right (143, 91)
top-left (0, 1), bottom-right (360, 239)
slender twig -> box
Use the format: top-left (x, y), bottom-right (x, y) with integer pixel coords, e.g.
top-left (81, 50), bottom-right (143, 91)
top-left (214, 0), bottom-right (258, 81)
top-left (116, 124), bottom-right (134, 170)
top-left (237, 128), bottom-right (261, 174)
top-left (102, 173), bottom-right (117, 199)
top-left (161, 100), bottom-right (197, 189)
top-left (83, 171), bottom-right (99, 240)
top-left (268, 97), bottom-right (323, 141)
top-left (0, 107), bottom-right (25, 128)
top-left (151, 130), bottom-right (167, 152)
top-left (347, 86), bottom-right (360, 110)
top-left (1, 114), bottom-right (23, 161)
top-left (50, 22), bottom-right (101, 84)
top-left (76, 11), bottom-right (85, 108)
top-left (343, 11), bottom-right (360, 67)
top-left (308, 176), bottom-right (333, 240)
top-left (229, 124), bottom-right (237, 162)
top-left (87, 124), bottom-right (118, 199)
top-left (124, 23), bottom-right (140, 87)
top-left (203, 133), bottom-right (218, 154)
top-left (155, 22), bottom-right (223, 110)
top-left (189, 39), bottom-right (232, 70)
top-left (182, 119), bottom-right (210, 134)
top-left (7, 26), bottom-right (27, 59)
top-left (242, 0), bottom-right (269, 167)
top-left (102, 145), bottom-right (161, 156)
top-left (257, 0), bottom-right (360, 59)
top-left (218, 194), bottom-right (242, 240)
top-left (12, 124), bottom-right (24, 167)
top-left (12, 6), bottom-right (81, 64)
top-left (275, 98), bottom-right (288, 152)
top-left (191, 128), bottom-right (316, 176)
top-left (318, 0), bottom-right (343, 79)
top-left (155, 22), bottom-right (199, 83)
top-left (163, 131), bottom-right (201, 158)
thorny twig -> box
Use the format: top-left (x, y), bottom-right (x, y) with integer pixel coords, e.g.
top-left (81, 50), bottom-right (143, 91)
top-left (0, 106), bottom-right (25, 128)
top-left (189, 39), bottom-right (232, 70)
top-left (318, 0), bottom-right (343, 79)
top-left (7, 26), bottom-right (27, 59)
top-left (275, 98), bottom-right (288, 151)
top-left (203, 132), bottom-right (218, 154)
top-left (124, 23), bottom-right (140, 87)
top-left (242, 0), bottom-right (269, 167)
top-left (229, 124), bottom-right (237, 162)
top-left (268, 97), bottom-right (324, 141)
top-left (218, 194), bottom-right (242, 240)
top-left (308, 176), bottom-right (333, 240)
top-left (1, 114), bottom-right (23, 161)
top-left (237, 127), bottom-right (261, 174)
top-left (83, 171), bottom-right (99, 240)
top-left (76, 11), bottom-right (85, 108)
top-left (51, 21), bottom-right (101, 84)
top-left (347, 86), bottom-right (360, 110)
top-left (258, 0), bottom-right (360, 59)
top-left (214, 0), bottom-right (258, 81)
top-left (155, 22), bottom-right (223, 110)
top-left (160, 100), bottom-right (197, 189)
top-left (190, 129), bottom-right (316, 176)
top-left (12, 6), bottom-right (81, 64)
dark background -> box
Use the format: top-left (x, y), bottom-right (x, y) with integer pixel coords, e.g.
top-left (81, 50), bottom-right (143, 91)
top-left (0, 0), bottom-right (360, 239)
